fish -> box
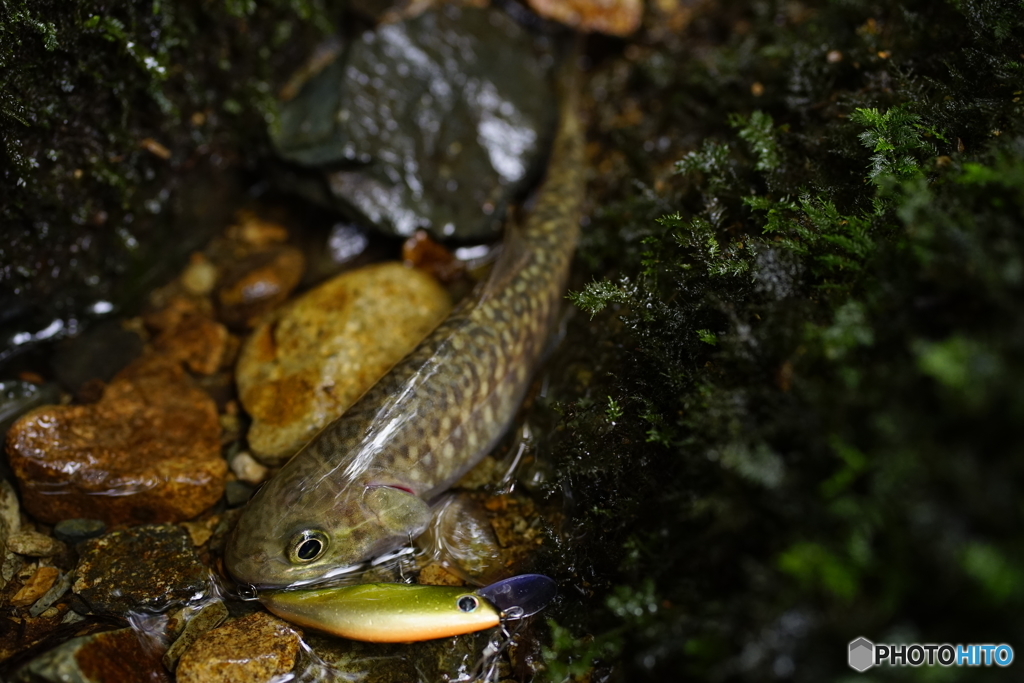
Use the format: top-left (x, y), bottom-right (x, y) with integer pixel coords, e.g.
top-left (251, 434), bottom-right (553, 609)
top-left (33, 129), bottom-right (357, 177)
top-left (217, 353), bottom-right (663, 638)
top-left (259, 574), bottom-right (557, 643)
top-left (225, 74), bottom-right (584, 589)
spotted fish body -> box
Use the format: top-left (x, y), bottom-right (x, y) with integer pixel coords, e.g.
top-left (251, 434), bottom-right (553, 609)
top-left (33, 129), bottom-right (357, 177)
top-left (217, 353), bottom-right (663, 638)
top-left (225, 81), bottom-right (583, 589)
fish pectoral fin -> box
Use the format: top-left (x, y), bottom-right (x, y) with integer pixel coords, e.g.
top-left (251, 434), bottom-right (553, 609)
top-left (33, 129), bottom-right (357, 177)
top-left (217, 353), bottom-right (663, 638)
top-left (363, 485), bottom-right (432, 537)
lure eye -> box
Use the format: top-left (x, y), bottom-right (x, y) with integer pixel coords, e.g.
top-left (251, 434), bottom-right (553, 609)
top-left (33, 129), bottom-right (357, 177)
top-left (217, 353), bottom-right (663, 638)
top-left (288, 530), bottom-right (329, 563)
top-left (457, 595), bottom-right (479, 613)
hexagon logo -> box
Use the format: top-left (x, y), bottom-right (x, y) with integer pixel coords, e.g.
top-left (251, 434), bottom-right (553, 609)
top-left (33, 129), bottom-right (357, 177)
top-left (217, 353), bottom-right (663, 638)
top-left (849, 637), bottom-right (875, 672)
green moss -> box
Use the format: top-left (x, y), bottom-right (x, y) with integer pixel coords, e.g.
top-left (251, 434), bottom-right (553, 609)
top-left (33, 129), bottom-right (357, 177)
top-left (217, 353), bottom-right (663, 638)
top-left (537, 0), bottom-right (1024, 679)
top-left (0, 0), bottom-right (334, 334)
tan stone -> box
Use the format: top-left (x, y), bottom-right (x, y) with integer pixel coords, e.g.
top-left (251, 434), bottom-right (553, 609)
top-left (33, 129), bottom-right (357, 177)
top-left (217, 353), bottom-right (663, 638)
top-left (11, 566), bottom-right (59, 607)
top-left (7, 355), bottom-right (226, 526)
top-left (237, 262), bottom-right (451, 464)
top-left (6, 531), bottom-right (65, 557)
top-left (216, 245), bottom-right (305, 329)
top-left (176, 612), bottom-right (301, 683)
top-left (526, 0), bottom-right (642, 36)
top-left (152, 311), bottom-right (230, 376)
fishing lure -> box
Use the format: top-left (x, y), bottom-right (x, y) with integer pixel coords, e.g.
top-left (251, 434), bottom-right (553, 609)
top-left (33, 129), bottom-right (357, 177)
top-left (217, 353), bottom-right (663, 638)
top-left (260, 574), bottom-right (557, 643)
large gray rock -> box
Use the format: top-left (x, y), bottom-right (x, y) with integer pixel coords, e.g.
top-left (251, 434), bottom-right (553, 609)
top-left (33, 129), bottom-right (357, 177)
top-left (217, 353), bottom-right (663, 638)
top-left (273, 5), bottom-right (557, 241)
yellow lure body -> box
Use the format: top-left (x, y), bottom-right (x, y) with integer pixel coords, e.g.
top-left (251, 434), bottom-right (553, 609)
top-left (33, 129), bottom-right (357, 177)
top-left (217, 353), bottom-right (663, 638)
top-left (260, 582), bottom-right (501, 643)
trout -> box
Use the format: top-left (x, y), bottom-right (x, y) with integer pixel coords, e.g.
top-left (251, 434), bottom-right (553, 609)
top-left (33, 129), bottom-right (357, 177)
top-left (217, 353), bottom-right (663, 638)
top-left (225, 78), bottom-right (583, 589)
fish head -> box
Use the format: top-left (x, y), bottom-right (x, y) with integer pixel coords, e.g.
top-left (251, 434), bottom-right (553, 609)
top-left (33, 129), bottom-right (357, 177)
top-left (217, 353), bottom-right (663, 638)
top-left (225, 467), bottom-right (431, 589)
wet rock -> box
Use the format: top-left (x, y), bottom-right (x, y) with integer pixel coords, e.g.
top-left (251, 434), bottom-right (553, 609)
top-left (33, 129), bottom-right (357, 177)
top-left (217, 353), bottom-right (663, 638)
top-left (216, 245), bottom-right (306, 329)
top-left (420, 494), bottom-right (506, 584)
top-left (11, 566), bottom-right (59, 607)
top-left (0, 606), bottom-right (75, 665)
top-left (162, 599), bottom-right (230, 672)
top-left (53, 519), bottom-right (107, 545)
top-left (274, 6), bottom-right (556, 241)
top-left (526, 0), bottom-right (642, 36)
top-left (224, 480), bottom-right (255, 507)
top-left (229, 451), bottom-right (269, 485)
top-left (176, 612), bottom-right (302, 683)
top-left (152, 311), bottom-right (230, 376)
top-left (0, 479), bottom-right (20, 590)
top-left (0, 380), bottom-right (60, 437)
top-left (49, 321), bottom-right (145, 393)
top-left (7, 355), bottom-right (226, 526)
top-left (402, 229), bottom-right (467, 285)
top-left (28, 570), bottom-right (73, 618)
top-left (72, 524), bottom-right (209, 616)
top-left (226, 210), bottom-right (291, 248)
top-left (13, 627), bottom-right (170, 683)
top-left (7, 532), bottom-right (65, 558)
top-left (306, 630), bottom-right (485, 683)
top-left (237, 262), bottom-right (451, 464)
top-left (181, 253), bottom-right (219, 296)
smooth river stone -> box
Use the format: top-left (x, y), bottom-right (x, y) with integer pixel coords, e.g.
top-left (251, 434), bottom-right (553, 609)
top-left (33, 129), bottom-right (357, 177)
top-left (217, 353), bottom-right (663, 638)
top-left (6, 355), bottom-right (225, 526)
top-left (526, 0), bottom-right (642, 36)
top-left (237, 261), bottom-right (451, 464)
top-left (273, 5), bottom-right (556, 241)
top-left (175, 612), bottom-right (301, 683)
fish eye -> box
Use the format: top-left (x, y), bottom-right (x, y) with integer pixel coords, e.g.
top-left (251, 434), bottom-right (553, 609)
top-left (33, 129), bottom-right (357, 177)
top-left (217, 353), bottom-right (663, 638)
top-left (288, 530), bottom-right (329, 563)
top-left (457, 595), bottom-right (479, 613)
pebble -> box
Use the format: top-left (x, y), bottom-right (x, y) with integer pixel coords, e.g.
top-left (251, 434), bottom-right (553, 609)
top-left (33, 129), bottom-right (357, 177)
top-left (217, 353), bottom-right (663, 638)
top-left (11, 566), bottom-right (60, 607)
top-left (7, 531), bottom-right (65, 558)
top-left (162, 599), bottom-right (230, 672)
top-left (236, 262), bottom-right (451, 464)
top-left (72, 525), bottom-right (210, 616)
top-left (181, 254), bottom-right (218, 296)
top-left (229, 451), bottom-right (269, 485)
top-left (28, 570), bottom-right (73, 618)
top-left (13, 627), bottom-right (170, 683)
top-left (526, 0), bottom-right (642, 35)
top-left (0, 479), bottom-right (21, 591)
top-left (53, 518), bottom-right (107, 545)
top-left (176, 612), bottom-right (302, 683)
top-left (216, 245), bottom-right (306, 329)
top-left (7, 355), bottom-right (226, 525)
top-left (152, 311), bottom-right (230, 376)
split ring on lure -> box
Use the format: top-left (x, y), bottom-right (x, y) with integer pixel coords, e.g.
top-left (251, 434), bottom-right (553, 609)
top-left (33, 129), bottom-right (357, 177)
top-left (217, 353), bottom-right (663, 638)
top-left (260, 574), bottom-right (557, 643)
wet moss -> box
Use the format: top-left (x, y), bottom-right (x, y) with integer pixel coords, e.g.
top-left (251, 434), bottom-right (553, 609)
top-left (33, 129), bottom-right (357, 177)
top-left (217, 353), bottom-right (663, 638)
top-left (0, 0), bottom-right (335, 352)
top-left (539, 0), bottom-right (1024, 680)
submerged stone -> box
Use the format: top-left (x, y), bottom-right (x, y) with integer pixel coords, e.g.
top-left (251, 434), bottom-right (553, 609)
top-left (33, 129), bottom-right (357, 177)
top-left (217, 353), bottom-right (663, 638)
top-left (162, 599), bottom-right (230, 672)
top-left (53, 519), bottom-right (107, 545)
top-left (273, 5), bottom-right (557, 241)
top-left (215, 245), bottom-right (306, 329)
top-left (7, 355), bottom-right (226, 526)
top-left (0, 381), bottom-right (60, 438)
top-left (72, 525), bottom-right (209, 616)
top-left (304, 630), bottom-right (485, 683)
top-left (13, 627), bottom-right (170, 683)
top-left (175, 612), bottom-right (302, 683)
top-left (11, 566), bottom-right (60, 607)
top-left (236, 262), bottom-right (451, 464)
top-left (6, 531), bottom-right (65, 558)
top-left (526, 0), bottom-right (642, 36)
